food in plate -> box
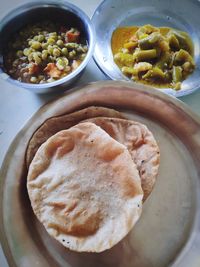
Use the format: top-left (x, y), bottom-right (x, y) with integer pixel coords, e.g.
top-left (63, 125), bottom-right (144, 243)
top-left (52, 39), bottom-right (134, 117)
top-left (26, 106), bottom-right (124, 167)
top-left (26, 106), bottom-right (160, 252)
top-left (26, 107), bottom-right (160, 202)
top-left (4, 21), bottom-right (88, 83)
top-left (27, 122), bottom-right (143, 252)
top-left (85, 117), bottom-right (160, 201)
top-left (112, 24), bottom-right (195, 90)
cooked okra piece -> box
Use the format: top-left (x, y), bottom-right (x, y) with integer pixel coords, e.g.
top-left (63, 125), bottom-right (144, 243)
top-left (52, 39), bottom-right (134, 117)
top-left (132, 62), bottom-right (152, 75)
top-left (158, 40), bottom-right (170, 52)
top-left (122, 62), bottom-right (152, 75)
top-left (155, 52), bottom-right (171, 69)
top-left (142, 67), bottom-right (165, 80)
top-left (174, 49), bottom-right (195, 66)
top-left (134, 49), bottom-right (157, 62)
top-left (174, 82), bottom-right (181, 90)
top-left (139, 33), bottom-right (149, 40)
top-left (172, 66), bottom-right (182, 83)
top-left (121, 66), bottom-right (135, 75)
top-left (138, 32), bottom-right (161, 50)
top-left (167, 34), bottom-right (179, 50)
top-left (136, 24), bottom-right (159, 39)
top-left (170, 30), bottom-right (193, 54)
top-left (114, 53), bottom-right (135, 67)
top-left (182, 61), bottom-right (193, 73)
top-left (124, 41), bottom-right (138, 51)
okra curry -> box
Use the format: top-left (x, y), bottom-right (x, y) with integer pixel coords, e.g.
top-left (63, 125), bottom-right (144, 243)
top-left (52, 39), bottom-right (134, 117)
top-left (4, 21), bottom-right (88, 84)
top-left (112, 24), bottom-right (195, 90)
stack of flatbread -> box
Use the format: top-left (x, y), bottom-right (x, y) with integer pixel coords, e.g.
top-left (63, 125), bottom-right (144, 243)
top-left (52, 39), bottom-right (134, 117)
top-left (26, 106), bottom-right (160, 252)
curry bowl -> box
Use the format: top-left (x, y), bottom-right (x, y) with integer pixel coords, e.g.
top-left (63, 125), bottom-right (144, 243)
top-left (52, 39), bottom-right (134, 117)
top-left (92, 0), bottom-right (200, 97)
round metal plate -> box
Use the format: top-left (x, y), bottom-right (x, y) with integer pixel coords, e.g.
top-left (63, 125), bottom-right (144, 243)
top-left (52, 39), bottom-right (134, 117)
top-left (0, 81), bottom-right (200, 267)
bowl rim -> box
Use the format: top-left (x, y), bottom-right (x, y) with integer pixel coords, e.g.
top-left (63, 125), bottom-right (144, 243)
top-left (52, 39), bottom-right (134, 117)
top-left (0, 0), bottom-right (96, 90)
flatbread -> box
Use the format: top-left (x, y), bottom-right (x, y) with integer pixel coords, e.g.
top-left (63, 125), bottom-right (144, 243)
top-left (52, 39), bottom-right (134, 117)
top-left (85, 117), bottom-right (160, 201)
top-left (27, 122), bottom-right (143, 252)
top-left (26, 106), bottom-right (124, 167)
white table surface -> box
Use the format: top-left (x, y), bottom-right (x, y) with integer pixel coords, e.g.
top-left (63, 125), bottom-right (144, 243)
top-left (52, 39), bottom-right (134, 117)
top-left (0, 0), bottom-right (200, 266)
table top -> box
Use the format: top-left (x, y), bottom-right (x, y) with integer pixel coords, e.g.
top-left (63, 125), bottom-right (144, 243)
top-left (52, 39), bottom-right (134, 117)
top-left (0, 1), bottom-right (200, 266)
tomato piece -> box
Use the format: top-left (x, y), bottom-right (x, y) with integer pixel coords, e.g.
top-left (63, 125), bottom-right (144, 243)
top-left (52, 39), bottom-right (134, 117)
top-left (66, 29), bottom-right (80, 43)
top-left (44, 63), bottom-right (62, 78)
top-left (28, 63), bottom-right (40, 75)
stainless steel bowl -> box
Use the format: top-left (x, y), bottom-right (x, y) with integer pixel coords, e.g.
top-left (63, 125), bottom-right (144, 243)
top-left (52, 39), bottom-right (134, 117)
top-left (0, 1), bottom-right (95, 94)
top-left (92, 0), bottom-right (200, 97)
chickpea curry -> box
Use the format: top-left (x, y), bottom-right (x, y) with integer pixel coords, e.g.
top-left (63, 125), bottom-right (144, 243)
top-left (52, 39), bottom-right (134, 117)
top-left (4, 21), bottom-right (88, 84)
top-left (111, 24), bottom-right (195, 90)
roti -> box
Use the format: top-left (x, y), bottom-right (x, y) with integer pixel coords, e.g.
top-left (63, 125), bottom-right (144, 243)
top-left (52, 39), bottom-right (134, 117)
top-left (85, 117), bottom-right (160, 201)
top-left (26, 106), bottom-right (159, 201)
top-left (26, 106), bottom-right (124, 167)
top-left (27, 122), bottom-right (143, 252)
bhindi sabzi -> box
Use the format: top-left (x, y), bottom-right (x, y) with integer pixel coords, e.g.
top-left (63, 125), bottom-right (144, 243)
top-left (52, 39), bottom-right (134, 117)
top-left (4, 21), bottom-right (88, 84)
top-left (112, 24), bottom-right (195, 90)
